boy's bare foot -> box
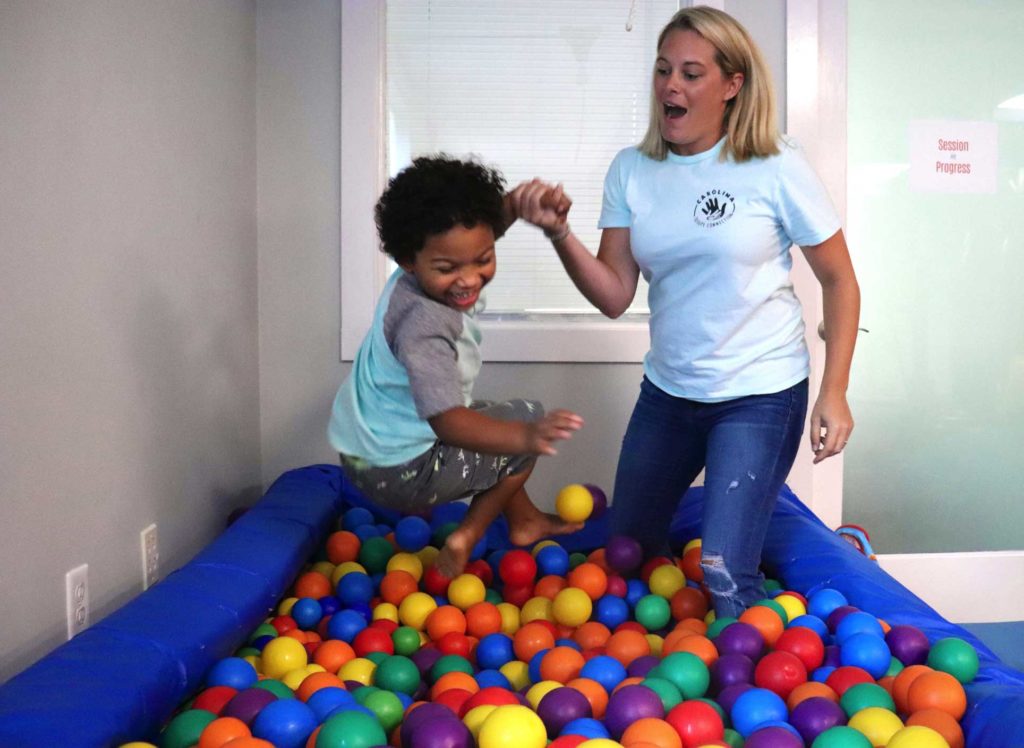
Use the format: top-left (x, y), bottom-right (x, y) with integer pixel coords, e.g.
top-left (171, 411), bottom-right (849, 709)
top-left (434, 526), bottom-right (475, 579)
top-left (507, 510), bottom-right (583, 548)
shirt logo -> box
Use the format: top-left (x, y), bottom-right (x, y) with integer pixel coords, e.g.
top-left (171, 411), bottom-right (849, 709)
top-left (694, 189), bottom-right (736, 228)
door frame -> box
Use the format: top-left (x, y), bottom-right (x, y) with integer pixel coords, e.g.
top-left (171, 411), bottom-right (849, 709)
top-left (785, 0), bottom-right (1024, 624)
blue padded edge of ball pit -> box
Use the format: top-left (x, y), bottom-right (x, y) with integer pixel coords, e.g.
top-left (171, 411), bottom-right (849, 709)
top-left (668, 483), bottom-right (1024, 748)
top-left (0, 464), bottom-right (345, 748)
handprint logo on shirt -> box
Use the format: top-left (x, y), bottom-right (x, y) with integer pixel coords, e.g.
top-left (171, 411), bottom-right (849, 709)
top-left (693, 188), bottom-right (736, 228)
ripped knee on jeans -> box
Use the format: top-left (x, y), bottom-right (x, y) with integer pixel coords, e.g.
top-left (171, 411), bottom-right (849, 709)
top-left (701, 553), bottom-right (739, 600)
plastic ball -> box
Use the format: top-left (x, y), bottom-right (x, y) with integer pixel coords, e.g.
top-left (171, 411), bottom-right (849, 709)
top-left (906, 707), bottom-right (965, 748)
top-left (839, 632), bottom-right (892, 679)
top-left (603, 684), bottom-right (666, 738)
top-left (579, 654), bottom-right (628, 694)
top-left (669, 588), bottom-right (709, 623)
top-left (665, 699), bottom-right (724, 748)
top-left (633, 594), bottom-right (671, 631)
top-left (810, 725), bottom-right (873, 747)
top-left (499, 549), bottom-right (538, 587)
top-left (729, 687), bottom-right (788, 738)
top-left (714, 622), bottom-right (764, 661)
top-left (207, 658), bottom-right (258, 691)
top-left (737, 606), bottom-right (784, 647)
top-left (789, 696), bottom-right (847, 744)
top-left (839, 682), bottom-right (894, 717)
top-left (448, 573), bottom-right (487, 611)
top-left (395, 516), bottom-right (432, 551)
top-left (655, 652), bottom-right (709, 700)
top-left (399, 591), bottom-right (438, 630)
top-left (906, 670), bottom-right (967, 720)
top-left (595, 595), bottom-right (631, 630)
top-left (556, 484), bottom-right (594, 523)
top-left (249, 699), bottom-right (317, 748)
top-left (846, 706), bottom-right (904, 746)
top-left (835, 612), bottom-right (884, 644)
top-left (744, 726), bottom-right (803, 748)
top-left (885, 625), bottom-right (931, 667)
top-left (161, 710), bottom-right (218, 748)
top-left (926, 637), bottom-right (979, 684)
top-left (478, 704), bottom-right (548, 748)
top-left (648, 565), bottom-right (686, 599)
top-left (535, 544), bottom-right (571, 577)
top-left (538, 687), bottom-right (594, 738)
top-left (620, 717), bottom-right (682, 748)
top-left (540, 646), bottom-right (587, 684)
top-left (605, 535), bottom-right (644, 574)
top-left (774, 626), bottom-right (826, 672)
top-left (372, 654), bottom-right (420, 694)
top-left (753, 650), bottom-right (807, 699)
top-left (886, 725), bottom-right (951, 748)
top-left (807, 589), bottom-right (849, 621)
top-left (260, 637), bottom-right (308, 680)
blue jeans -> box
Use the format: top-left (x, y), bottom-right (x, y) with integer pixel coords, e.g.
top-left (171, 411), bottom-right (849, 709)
top-left (610, 376), bottom-right (808, 618)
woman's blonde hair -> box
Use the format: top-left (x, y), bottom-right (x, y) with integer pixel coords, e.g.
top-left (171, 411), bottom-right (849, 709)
top-left (638, 6), bottom-right (780, 162)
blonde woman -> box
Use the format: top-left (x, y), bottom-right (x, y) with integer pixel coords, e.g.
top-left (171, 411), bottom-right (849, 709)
top-left (512, 6), bottom-right (860, 617)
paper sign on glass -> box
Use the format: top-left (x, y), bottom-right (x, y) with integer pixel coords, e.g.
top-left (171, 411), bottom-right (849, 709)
top-left (908, 120), bottom-right (998, 194)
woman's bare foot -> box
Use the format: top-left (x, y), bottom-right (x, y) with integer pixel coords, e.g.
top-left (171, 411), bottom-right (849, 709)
top-left (434, 526), bottom-right (476, 579)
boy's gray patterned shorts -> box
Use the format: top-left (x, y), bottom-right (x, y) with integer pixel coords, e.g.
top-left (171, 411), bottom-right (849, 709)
top-left (339, 399), bottom-right (542, 514)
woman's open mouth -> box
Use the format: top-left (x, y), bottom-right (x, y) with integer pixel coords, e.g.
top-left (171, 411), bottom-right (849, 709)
top-left (664, 103), bottom-right (687, 119)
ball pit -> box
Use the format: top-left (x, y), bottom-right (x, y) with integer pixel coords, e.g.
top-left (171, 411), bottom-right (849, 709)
top-left (3, 467), bottom-right (1024, 748)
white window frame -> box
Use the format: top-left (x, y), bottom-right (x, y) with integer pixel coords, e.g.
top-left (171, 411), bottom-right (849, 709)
top-left (339, 1), bottom-right (650, 362)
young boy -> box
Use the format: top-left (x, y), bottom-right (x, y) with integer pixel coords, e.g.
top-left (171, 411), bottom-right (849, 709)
top-left (328, 155), bottom-right (583, 577)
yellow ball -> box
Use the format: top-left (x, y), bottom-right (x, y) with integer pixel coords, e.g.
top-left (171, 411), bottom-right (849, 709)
top-left (886, 726), bottom-right (950, 748)
top-left (311, 561), bottom-right (337, 578)
top-left (648, 564), bottom-right (686, 598)
top-left (260, 636), bottom-right (308, 680)
top-left (463, 704), bottom-right (499, 738)
top-left (479, 705), bottom-right (547, 748)
top-left (552, 587), bottom-right (593, 627)
top-left (448, 573), bottom-right (486, 610)
top-left (387, 552), bottom-right (424, 581)
top-left (338, 656), bottom-right (377, 686)
top-left (373, 602), bottom-right (399, 623)
top-left (848, 707), bottom-right (905, 746)
top-left (531, 540), bottom-right (560, 557)
top-left (497, 602), bottom-right (521, 636)
top-left (683, 538), bottom-right (702, 554)
top-left (277, 597), bottom-right (298, 616)
top-left (499, 660), bottom-right (530, 691)
top-left (283, 663), bottom-right (323, 691)
top-left (525, 680), bottom-right (562, 709)
top-left (331, 560), bottom-right (368, 586)
top-left (645, 633), bottom-right (664, 656)
top-left (398, 591), bottom-right (437, 630)
top-left (119, 744), bottom-right (159, 747)
top-left (417, 545), bottom-right (440, 567)
top-left (578, 741), bottom-right (624, 748)
top-left (555, 484), bottom-right (594, 523)
top-left (521, 596), bottom-right (554, 624)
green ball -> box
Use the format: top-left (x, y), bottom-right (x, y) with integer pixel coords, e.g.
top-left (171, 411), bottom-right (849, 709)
top-left (639, 676), bottom-right (683, 712)
top-left (568, 552), bottom-right (588, 570)
top-left (432, 521), bottom-right (459, 548)
top-left (315, 708), bottom-right (387, 748)
top-left (885, 656), bottom-right (904, 677)
top-left (159, 709), bottom-right (216, 748)
top-left (484, 587), bottom-right (504, 605)
top-left (235, 646), bottom-right (260, 658)
top-left (374, 654), bottom-right (421, 695)
top-left (705, 616), bottom-right (737, 639)
top-left (811, 725), bottom-right (873, 748)
top-left (927, 636), bottom-right (980, 683)
top-left (353, 685), bottom-right (381, 704)
top-left (753, 597), bottom-right (789, 625)
top-left (430, 653), bottom-right (474, 682)
top-left (363, 688), bottom-right (405, 732)
top-left (254, 678), bottom-right (296, 699)
top-left (764, 578), bottom-right (783, 593)
top-left (391, 626), bottom-right (422, 657)
top-left (722, 728), bottom-right (744, 748)
top-left (359, 536), bottom-right (395, 574)
top-left (657, 651), bottom-right (709, 699)
top-left (840, 682), bottom-right (895, 717)
top-left (364, 651), bottom-right (389, 666)
top-left (249, 622), bottom-right (279, 641)
top-left (634, 594), bottom-right (672, 631)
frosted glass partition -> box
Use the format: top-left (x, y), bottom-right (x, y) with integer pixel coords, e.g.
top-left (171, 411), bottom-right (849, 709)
top-left (843, 1), bottom-right (1024, 553)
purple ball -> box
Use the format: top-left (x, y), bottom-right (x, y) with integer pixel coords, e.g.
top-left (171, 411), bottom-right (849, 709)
top-left (716, 683), bottom-right (754, 715)
top-left (401, 703), bottom-right (455, 746)
top-left (885, 624), bottom-right (931, 666)
top-left (583, 484), bottom-right (608, 518)
top-left (790, 696), bottom-right (847, 743)
top-left (826, 605), bottom-right (860, 633)
top-left (709, 653), bottom-right (755, 694)
top-left (743, 725), bottom-right (805, 748)
top-left (627, 655), bottom-right (661, 679)
top-left (408, 716), bottom-right (472, 748)
top-left (823, 644), bottom-right (842, 668)
top-left (603, 684), bottom-right (665, 738)
top-left (715, 622), bottom-right (765, 661)
top-left (221, 687), bottom-right (277, 725)
top-left (411, 646), bottom-right (443, 677)
top-left (537, 687), bottom-right (593, 737)
top-left (605, 535), bottom-right (644, 574)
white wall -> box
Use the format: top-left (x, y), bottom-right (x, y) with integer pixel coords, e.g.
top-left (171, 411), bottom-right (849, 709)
top-left (0, 1), bottom-right (261, 681)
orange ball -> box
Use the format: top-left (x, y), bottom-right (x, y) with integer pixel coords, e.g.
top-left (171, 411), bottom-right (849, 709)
top-left (892, 664), bottom-right (934, 714)
top-left (312, 639), bottom-right (355, 674)
top-left (296, 671), bottom-right (345, 701)
top-left (379, 570), bottom-right (419, 607)
top-left (574, 622), bottom-right (612, 651)
top-left (431, 671), bottom-right (479, 700)
top-left (586, 548), bottom-right (613, 573)
top-left (293, 571), bottom-right (333, 600)
top-left (466, 602), bottom-right (503, 639)
top-left (198, 717), bottom-right (251, 748)
top-left (906, 670), bottom-right (968, 720)
top-left (221, 739), bottom-right (274, 748)
top-left (567, 563), bottom-right (609, 601)
top-left (667, 634), bottom-right (718, 667)
top-left (738, 605), bottom-right (785, 647)
top-left (662, 628), bottom-right (697, 655)
top-left (566, 677), bottom-right (610, 718)
top-left (534, 575), bottom-right (569, 600)
top-left (621, 717), bottom-right (683, 748)
top-left (675, 618), bottom-right (708, 636)
top-left (786, 681), bottom-right (838, 710)
top-left (539, 646), bottom-right (587, 683)
top-left (679, 547), bottom-right (703, 583)
top-left (426, 605), bottom-right (468, 642)
top-left (670, 588), bottom-right (708, 622)
top-left (513, 621), bottom-right (556, 663)
top-left (606, 630), bottom-right (652, 667)
top-left (906, 707), bottom-right (966, 748)
top-left (326, 530), bottom-right (361, 564)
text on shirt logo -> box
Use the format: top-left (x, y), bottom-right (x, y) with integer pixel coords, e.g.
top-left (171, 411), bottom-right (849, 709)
top-left (693, 189), bottom-right (736, 228)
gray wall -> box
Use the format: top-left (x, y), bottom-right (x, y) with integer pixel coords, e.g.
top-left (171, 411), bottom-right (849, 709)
top-left (0, 1), bottom-right (261, 681)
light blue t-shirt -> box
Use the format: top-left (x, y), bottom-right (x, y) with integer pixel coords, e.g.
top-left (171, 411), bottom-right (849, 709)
top-left (328, 268), bottom-right (483, 466)
top-left (599, 138), bottom-right (840, 401)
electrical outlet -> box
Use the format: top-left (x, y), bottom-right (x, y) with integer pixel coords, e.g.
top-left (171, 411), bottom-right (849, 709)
top-left (141, 523), bottom-right (159, 590)
top-left (65, 564), bottom-right (89, 639)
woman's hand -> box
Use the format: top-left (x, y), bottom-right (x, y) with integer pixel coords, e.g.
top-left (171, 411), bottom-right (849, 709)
top-left (809, 389), bottom-right (853, 463)
top-left (508, 179), bottom-right (572, 236)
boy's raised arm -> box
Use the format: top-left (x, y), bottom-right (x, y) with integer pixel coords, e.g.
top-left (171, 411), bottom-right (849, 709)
top-left (429, 406), bottom-right (583, 457)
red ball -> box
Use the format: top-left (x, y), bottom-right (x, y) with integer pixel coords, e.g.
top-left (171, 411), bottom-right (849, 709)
top-left (436, 631), bottom-right (474, 659)
top-left (503, 583), bottom-right (534, 608)
top-left (370, 618), bottom-right (399, 634)
top-left (754, 650), bottom-right (808, 699)
top-left (352, 626), bottom-right (395, 657)
top-left (666, 699), bottom-right (725, 748)
top-left (605, 575), bottom-right (628, 598)
top-left (825, 665), bottom-right (875, 696)
top-left (774, 626), bottom-right (826, 672)
top-left (499, 550), bottom-right (538, 587)
top-left (459, 686), bottom-right (521, 717)
top-left (271, 615), bottom-right (297, 635)
top-left (465, 559), bottom-right (494, 587)
top-left (641, 556), bottom-right (674, 583)
top-left (423, 565), bottom-right (452, 596)
top-left (192, 686), bottom-right (237, 715)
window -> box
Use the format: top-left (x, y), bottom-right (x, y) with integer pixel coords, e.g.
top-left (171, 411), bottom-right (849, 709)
top-left (341, 1), bottom-right (677, 361)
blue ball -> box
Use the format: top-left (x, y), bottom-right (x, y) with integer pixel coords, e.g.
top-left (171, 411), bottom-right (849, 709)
top-left (395, 516), bottom-right (432, 551)
top-left (307, 687), bottom-right (357, 721)
top-left (561, 717), bottom-right (610, 739)
top-left (476, 633), bottom-right (515, 670)
top-left (529, 648), bottom-right (550, 684)
top-left (730, 687), bottom-right (788, 738)
top-left (251, 698), bottom-right (318, 748)
top-left (470, 534), bottom-right (488, 561)
top-left (343, 507), bottom-right (376, 530)
top-left (536, 545), bottom-right (571, 577)
top-left (807, 588), bottom-right (848, 620)
top-left (327, 608), bottom-right (368, 642)
top-left (835, 611), bottom-right (884, 644)
top-left (840, 632), bottom-right (892, 678)
top-left (291, 597), bottom-right (324, 630)
top-left (580, 655), bottom-right (628, 694)
top-left (811, 665), bottom-right (836, 683)
top-left (206, 657), bottom-right (257, 690)
top-left (250, 635), bottom-right (275, 652)
top-left (625, 579), bottom-right (650, 608)
top-left (789, 614), bottom-right (829, 640)
top-left (336, 572), bottom-right (375, 606)
top-left (594, 595), bottom-right (630, 630)
top-left (353, 524), bottom-right (382, 542)
top-left (555, 638), bottom-right (582, 651)
top-left (476, 669), bottom-right (512, 690)
top-left (431, 501), bottom-right (468, 528)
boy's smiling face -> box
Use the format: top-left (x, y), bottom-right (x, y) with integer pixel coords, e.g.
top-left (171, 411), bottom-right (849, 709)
top-left (400, 223), bottom-right (496, 312)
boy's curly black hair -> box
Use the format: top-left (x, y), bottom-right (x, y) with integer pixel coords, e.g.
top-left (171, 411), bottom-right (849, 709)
top-left (375, 154), bottom-right (508, 265)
